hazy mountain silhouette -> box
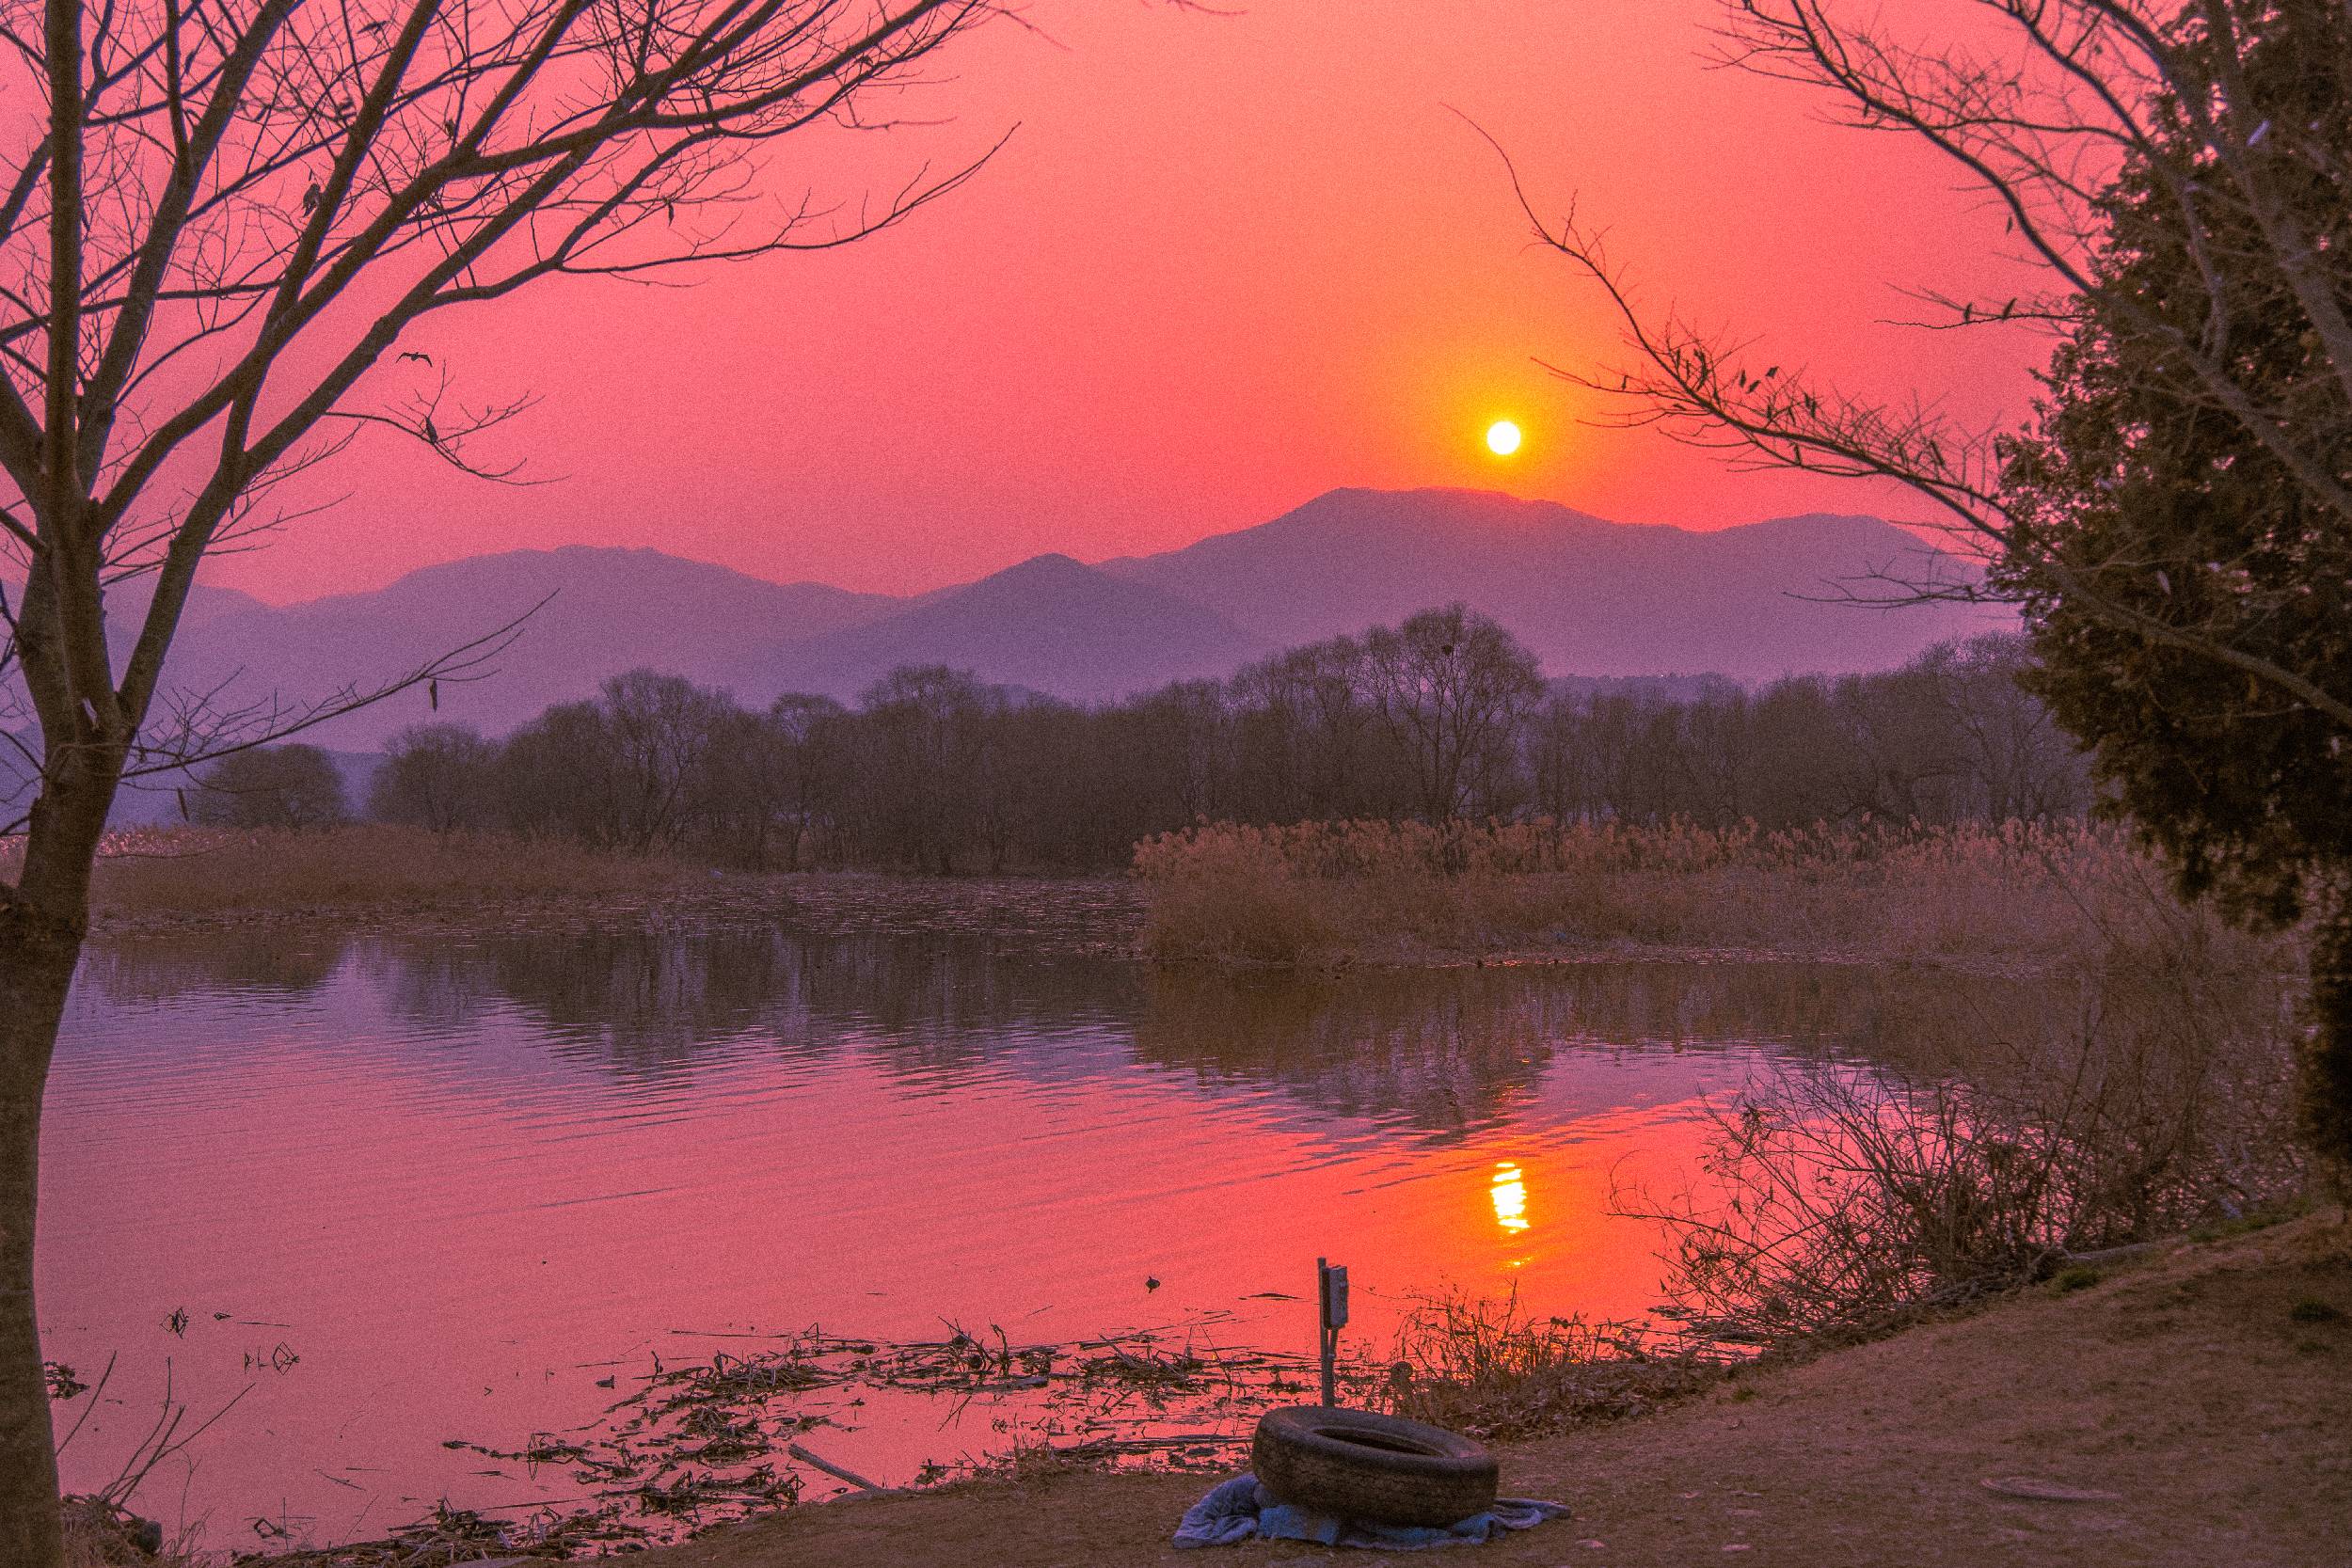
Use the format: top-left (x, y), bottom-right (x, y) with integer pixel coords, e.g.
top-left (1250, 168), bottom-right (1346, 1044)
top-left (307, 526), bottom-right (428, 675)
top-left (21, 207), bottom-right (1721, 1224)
top-left (1101, 487), bottom-right (2006, 679)
top-left (734, 552), bottom-right (1265, 705)
top-left (0, 573), bottom-right (269, 641)
top-left (7, 489), bottom-right (2010, 758)
top-left (152, 546), bottom-right (895, 748)
top-left (167, 581), bottom-right (275, 629)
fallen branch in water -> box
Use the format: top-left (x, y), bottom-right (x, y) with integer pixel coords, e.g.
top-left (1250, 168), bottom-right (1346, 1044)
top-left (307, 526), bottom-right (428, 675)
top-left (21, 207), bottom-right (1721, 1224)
top-left (786, 1444), bottom-right (898, 1497)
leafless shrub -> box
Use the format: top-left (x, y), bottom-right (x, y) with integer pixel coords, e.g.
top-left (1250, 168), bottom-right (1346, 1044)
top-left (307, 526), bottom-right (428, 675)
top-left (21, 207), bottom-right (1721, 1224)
top-left (1380, 1287), bottom-right (1725, 1442)
top-left (1631, 919), bottom-right (2305, 1344)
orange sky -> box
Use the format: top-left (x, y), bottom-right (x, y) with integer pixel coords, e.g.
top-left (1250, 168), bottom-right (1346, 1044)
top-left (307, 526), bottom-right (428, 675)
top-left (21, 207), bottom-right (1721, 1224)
top-left (215, 0), bottom-right (2047, 603)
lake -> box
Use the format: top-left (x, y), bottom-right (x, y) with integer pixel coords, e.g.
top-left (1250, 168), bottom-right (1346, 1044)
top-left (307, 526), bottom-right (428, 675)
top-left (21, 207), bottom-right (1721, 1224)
top-left (37, 921), bottom-right (2021, 1550)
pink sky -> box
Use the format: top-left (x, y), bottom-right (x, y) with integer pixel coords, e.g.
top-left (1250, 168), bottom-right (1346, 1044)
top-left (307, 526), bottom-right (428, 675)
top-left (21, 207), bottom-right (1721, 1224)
top-left (217, 0), bottom-right (2044, 604)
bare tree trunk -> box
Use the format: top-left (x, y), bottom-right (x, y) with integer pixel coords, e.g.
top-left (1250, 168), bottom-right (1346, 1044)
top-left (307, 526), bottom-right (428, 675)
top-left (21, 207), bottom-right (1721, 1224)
top-left (2301, 895), bottom-right (2352, 1200)
top-left (0, 776), bottom-right (108, 1568)
top-left (0, 940), bottom-right (74, 1568)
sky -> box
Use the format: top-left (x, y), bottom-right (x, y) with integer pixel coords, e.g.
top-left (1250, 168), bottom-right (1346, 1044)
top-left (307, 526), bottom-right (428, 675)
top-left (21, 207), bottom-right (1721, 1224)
top-left (213, 0), bottom-right (2047, 604)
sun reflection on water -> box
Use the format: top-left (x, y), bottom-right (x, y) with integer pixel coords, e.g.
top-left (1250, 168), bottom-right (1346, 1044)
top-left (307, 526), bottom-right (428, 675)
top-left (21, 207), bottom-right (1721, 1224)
top-left (1488, 1161), bottom-right (1530, 1234)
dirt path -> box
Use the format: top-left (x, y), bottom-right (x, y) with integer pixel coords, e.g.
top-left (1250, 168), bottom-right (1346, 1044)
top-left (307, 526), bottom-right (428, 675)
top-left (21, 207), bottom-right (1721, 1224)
top-left (651, 1219), bottom-right (2350, 1568)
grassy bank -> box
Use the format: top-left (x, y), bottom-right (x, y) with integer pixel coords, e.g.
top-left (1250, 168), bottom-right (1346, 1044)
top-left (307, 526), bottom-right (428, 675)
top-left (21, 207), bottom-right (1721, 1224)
top-left (0, 826), bottom-right (1148, 951)
top-left (1133, 818), bottom-right (2294, 975)
top-left (48, 824), bottom-right (696, 917)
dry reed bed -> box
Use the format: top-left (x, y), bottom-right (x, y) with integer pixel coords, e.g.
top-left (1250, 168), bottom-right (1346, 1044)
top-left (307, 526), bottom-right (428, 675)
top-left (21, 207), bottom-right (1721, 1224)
top-left (83, 825), bottom-right (693, 915)
top-left (5, 828), bottom-right (1151, 954)
top-left (1, 826), bottom-right (702, 930)
top-left (1132, 818), bottom-right (2292, 974)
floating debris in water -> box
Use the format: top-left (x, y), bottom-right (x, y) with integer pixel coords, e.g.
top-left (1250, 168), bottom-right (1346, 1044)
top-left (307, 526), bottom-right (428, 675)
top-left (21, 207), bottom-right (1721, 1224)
top-left (240, 1311), bottom-right (1377, 1566)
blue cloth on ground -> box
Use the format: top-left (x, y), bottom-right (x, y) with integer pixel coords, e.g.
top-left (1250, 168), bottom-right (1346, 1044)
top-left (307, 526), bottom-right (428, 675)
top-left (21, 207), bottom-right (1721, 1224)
top-left (1171, 1472), bottom-right (1571, 1550)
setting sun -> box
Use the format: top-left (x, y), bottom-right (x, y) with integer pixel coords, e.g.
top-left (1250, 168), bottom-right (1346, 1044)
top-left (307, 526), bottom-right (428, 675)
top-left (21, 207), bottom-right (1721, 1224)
top-left (1485, 420), bottom-right (1523, 457)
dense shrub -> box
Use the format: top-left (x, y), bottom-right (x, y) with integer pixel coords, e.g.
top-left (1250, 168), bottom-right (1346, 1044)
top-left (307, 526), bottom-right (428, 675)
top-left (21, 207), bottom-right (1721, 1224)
top-left (188, 745), bottom-right (347, 830)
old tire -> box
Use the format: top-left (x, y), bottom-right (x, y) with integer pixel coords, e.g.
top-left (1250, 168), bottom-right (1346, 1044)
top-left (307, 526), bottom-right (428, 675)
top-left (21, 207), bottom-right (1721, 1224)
top-left (1251, 1406), bottom-right (1499, 1527)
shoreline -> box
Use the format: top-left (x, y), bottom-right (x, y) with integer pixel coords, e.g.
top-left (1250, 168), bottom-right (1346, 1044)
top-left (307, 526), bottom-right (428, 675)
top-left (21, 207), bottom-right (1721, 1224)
top-left (51, 837), bottom-right (2330, 1565)
top-left (77, 871), bottom-right (2225, 986)
top-left (604, 1216), bottom-right (2352, 1568)
top-left (48, 822), bottom-right (2304, 987)
top-left (83, 1216), bottom-right (2344, 1568)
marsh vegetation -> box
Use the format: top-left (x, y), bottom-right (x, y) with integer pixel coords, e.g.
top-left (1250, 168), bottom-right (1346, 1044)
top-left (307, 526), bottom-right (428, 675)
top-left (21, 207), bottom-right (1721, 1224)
top-left (1132, 816), bottom-right (2298, 974)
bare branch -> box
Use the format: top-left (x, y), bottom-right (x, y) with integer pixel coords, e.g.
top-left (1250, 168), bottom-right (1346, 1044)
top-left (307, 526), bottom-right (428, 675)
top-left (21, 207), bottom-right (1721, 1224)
top-left (1465, 1), bottom-right (2352, 732)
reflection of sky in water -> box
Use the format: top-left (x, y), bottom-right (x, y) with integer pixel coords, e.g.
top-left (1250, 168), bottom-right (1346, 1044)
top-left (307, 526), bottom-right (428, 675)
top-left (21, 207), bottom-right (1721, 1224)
top-left (40, 928), bottom-right (2049, 1548)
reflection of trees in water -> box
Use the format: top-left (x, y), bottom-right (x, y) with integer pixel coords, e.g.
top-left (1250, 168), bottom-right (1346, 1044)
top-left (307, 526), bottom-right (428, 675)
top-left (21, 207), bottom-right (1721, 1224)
top-left (369, 927), bottom-right (1139, 1083)
top-left (82, 929), bottom-right (353, 1002)
top-left (1518, 962), bottom-right (2058, 1063)
top-left (360, 942), bottom-right (501, 1037)
top-left (1520, 961), bottom-right (2148, 1089)
top-left (375, 927), bottom-right (802, 1079)
top-left (92, 923), bottom-right (2123, 1132)
top-left (1132, 962), bottom-right (2090, 1138)
top-left (750, 938), bottom-right (1139, 1076)
top-left (1132, 969), bottom-right (1563, 1136)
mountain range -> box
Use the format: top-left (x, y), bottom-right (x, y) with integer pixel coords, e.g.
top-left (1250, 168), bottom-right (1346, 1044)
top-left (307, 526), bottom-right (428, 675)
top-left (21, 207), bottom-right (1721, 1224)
top-left (10, 486), bottom-right (2007, 753)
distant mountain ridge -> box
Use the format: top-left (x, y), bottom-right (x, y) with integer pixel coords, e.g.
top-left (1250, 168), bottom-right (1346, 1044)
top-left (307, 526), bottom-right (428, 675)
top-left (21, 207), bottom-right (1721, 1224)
top-left (1103, 487), bottom-right (1996, 678)
top-left (731, 552), bottom-right (1264, 705)
top-left (142, 546), bottom-right (898, 747)
top-left (5, 488), bottom-right (2010, 752)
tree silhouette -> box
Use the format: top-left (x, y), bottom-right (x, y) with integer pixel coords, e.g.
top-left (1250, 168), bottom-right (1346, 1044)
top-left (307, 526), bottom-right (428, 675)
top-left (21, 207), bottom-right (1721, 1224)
top-left (0, 2), bottom-right (1005, 1558)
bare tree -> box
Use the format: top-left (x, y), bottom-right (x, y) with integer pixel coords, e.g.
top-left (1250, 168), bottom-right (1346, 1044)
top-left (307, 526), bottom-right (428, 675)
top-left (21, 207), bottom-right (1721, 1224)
top-left (1231, 637), bottom-right (1373, 822)
top-left (0, 1), bottom-right (1008, 1557)
top-left (368, 721), bottom-right (498, 832)
top-left (1359, 604), bottom-right (1543, 826)
top-left (1488, 0), bottom-right (2350, 725)
top-left (854, 664), bottom-right (987, 874)
top-left (596, 668), bottom-right (734, 851)
top-left (763, 692), bottom-right (847, 870)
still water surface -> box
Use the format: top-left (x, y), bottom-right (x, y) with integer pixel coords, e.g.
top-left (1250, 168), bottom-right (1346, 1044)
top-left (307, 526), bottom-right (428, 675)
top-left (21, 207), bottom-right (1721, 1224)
top-left (40, 926), bottom-right (2011, 1547)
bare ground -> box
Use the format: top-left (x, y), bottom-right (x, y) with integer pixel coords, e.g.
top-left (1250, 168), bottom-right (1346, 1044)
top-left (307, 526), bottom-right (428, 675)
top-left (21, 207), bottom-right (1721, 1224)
top-left (649, 1217), bottom-right (2351, 1568)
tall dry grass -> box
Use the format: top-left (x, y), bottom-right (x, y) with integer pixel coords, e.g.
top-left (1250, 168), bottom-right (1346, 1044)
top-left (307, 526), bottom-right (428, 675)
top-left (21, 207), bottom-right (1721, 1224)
top-left (2, 824), bottom-right (699, 919)
top-left (1382, 1291), bottom-right (1725, 1441)
top-left (1132, 817), bottom-right (2291, 974)
top-left (59, 1499), bottom-right (177, 1568)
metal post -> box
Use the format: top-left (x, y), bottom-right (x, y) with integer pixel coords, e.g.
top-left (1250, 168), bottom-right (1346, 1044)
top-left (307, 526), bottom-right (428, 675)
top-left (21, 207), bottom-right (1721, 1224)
top-left (1317, 1257), bottom-right (1348, 1407)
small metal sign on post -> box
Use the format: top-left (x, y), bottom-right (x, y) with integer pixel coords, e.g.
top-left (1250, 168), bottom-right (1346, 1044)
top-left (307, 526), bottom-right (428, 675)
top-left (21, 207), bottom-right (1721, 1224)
top-left (1316, 1257), bottom-right (1349, 1407)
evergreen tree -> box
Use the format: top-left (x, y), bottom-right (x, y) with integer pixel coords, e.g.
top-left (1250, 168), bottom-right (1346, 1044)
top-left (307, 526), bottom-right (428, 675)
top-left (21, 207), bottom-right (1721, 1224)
top-left (1999, 2), bottom-right (2352, 1175)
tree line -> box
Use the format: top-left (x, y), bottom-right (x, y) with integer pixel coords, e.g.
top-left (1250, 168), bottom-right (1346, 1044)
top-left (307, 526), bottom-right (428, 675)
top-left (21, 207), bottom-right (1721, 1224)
top-left (195, 605), bottom-right (2091, 871)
